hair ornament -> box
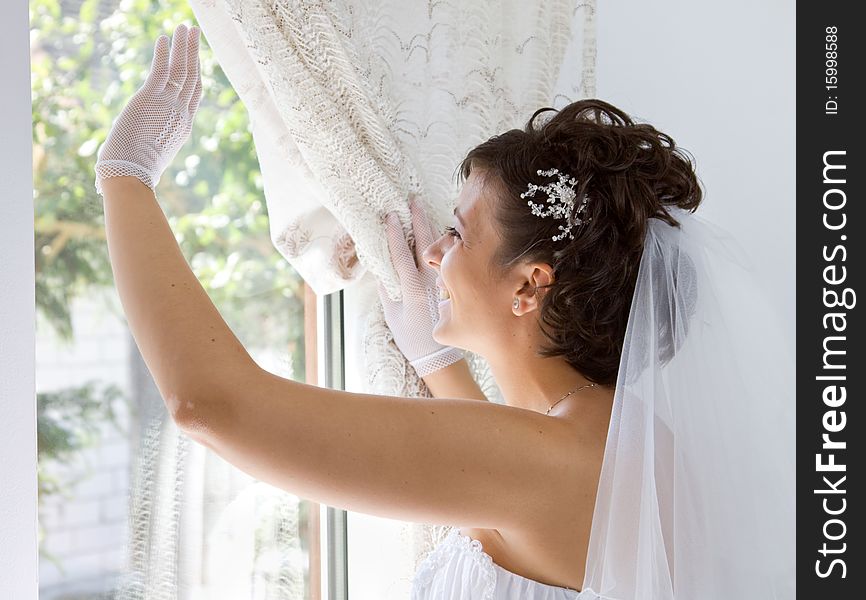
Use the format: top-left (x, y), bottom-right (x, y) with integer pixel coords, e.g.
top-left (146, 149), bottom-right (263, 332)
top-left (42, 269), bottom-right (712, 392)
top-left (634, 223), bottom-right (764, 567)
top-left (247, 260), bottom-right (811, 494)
top-left (520, 167), bottom-right (591, 241)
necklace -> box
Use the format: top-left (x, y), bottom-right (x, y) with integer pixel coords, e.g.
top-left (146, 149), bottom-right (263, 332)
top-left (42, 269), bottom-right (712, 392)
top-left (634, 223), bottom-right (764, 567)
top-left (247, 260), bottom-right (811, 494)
top-left (546, 383), bottom-right (598, 415)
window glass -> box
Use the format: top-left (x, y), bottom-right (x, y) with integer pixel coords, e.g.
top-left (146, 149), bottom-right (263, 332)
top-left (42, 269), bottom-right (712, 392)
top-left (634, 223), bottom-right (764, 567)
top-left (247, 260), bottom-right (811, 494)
top-left (32, 1), bottom-right (319, 596)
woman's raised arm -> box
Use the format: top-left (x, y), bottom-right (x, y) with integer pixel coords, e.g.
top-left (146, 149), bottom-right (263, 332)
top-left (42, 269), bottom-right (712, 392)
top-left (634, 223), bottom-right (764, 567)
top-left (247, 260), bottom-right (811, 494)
top-left (96, 25), bottom-right (598, 537)
top-left (175, 363), bottom-right (597, 533)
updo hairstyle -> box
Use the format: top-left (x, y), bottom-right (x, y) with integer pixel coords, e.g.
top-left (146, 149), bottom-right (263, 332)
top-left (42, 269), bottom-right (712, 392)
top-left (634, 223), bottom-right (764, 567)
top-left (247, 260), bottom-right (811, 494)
top-left (456, 99), bottom-right (703, 384)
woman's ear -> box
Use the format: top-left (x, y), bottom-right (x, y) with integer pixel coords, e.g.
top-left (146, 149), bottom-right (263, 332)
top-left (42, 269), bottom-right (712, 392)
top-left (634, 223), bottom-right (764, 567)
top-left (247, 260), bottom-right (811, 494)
top-left (513, 263), bottom-right (555, 314)
top-left (531, 262), bottom-right (556, 295)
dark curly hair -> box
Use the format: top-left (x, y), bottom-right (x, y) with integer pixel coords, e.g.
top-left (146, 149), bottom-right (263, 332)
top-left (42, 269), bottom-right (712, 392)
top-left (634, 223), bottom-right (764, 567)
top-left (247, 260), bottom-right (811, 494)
top-left (455, 99), bottom-right (703, 385)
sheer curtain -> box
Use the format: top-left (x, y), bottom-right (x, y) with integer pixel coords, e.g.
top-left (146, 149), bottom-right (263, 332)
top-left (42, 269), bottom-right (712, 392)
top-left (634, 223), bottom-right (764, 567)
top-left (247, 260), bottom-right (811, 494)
top-left (115, 0), bottom-right (596, 597)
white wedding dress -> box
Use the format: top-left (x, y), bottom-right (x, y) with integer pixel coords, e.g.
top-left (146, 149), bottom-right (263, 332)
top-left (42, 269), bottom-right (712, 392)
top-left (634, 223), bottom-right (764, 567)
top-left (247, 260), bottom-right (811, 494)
top-left (410, 527), bottom-right (602, 600)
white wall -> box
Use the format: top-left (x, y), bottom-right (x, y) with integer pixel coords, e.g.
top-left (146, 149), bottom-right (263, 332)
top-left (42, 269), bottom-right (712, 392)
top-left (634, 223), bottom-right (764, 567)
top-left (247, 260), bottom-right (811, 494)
top-left (36, 293), bottom-right (133, 596)
top-left (591, 0), bottom-right (795, 328)
top-left (0, 0), bottom-right (38, 596)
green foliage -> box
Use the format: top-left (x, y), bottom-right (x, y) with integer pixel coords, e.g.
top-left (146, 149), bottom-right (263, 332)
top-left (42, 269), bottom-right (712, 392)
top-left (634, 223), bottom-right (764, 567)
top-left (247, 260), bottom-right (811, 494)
top-left (30, 0), bottom-right (308, 561)
top-left (36, 381), bottom-right (126, 569)
top-left (31, 0), bottom-right (306, 358)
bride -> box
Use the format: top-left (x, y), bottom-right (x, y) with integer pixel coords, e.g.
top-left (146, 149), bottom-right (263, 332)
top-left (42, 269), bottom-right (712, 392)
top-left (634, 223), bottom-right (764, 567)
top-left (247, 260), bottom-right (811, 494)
top-left (95, 24), bottom-right (794, 600)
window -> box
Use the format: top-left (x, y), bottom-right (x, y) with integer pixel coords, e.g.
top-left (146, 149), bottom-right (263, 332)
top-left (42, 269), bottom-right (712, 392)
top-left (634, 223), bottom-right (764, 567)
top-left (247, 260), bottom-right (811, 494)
top-left (31, 0), bottom-right (325, 597)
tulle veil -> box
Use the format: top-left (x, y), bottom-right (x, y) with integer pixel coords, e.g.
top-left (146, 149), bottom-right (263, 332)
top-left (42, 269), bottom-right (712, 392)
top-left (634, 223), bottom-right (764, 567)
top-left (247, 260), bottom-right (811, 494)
top-left (580, 207), bottom-right (795, 599)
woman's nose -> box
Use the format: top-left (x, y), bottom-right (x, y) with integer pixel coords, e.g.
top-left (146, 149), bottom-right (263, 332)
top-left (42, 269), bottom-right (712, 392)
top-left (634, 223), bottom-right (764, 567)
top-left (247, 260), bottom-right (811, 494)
top-left (422, 237), bottom-right (442, 270)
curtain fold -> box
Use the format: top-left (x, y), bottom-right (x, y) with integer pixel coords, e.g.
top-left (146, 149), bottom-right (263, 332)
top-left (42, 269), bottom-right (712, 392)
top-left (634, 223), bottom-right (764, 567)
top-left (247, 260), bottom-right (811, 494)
top-left (188, 0), bottom-right (593, 302)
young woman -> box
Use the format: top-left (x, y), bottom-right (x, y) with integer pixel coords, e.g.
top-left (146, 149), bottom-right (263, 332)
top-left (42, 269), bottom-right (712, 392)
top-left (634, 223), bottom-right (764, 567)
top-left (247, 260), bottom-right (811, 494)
top-left (95, 24), bottom-right (794, 600)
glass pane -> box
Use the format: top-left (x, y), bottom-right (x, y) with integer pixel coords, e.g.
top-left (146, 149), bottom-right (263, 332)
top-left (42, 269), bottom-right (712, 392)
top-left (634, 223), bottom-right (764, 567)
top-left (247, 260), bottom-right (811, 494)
top-left (32, 1), bottom-right (320, 597)
top-left (343, 286), bottom-right (418, 599)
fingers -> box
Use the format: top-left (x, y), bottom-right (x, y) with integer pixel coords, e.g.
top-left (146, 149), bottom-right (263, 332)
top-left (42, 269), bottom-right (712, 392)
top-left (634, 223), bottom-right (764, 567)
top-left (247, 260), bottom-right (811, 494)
top-left (144, 35), bottom-right (170, 92)
top-left (188, 27), bottom-right (203, 115)
top-left (179, 26), bottom-right (200, 108)
top-left (384, 213), bottom-right (419, 289)
top-left (167, 23), bottom-right (189, 96)
top-left (375, 275), bottom-right (399, 306)
top-left (188, 73), bottom-right (203, 115)
top-left (409, 194), bottom-right (437, 254)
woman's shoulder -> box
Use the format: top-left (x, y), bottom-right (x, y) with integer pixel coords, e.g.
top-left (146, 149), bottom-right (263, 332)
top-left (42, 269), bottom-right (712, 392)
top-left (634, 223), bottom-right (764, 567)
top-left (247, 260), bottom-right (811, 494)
top-left (493, 389), bottom-right (615, 589)
top-left (550, 385), bottom-right (615, 457)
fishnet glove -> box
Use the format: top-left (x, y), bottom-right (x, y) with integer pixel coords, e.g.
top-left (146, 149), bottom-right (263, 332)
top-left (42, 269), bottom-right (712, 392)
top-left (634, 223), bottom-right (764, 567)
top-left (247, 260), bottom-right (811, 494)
top-left (94, 23), bottom-right (202, 197)
top-left (377, 195), bottom-right (465, 378)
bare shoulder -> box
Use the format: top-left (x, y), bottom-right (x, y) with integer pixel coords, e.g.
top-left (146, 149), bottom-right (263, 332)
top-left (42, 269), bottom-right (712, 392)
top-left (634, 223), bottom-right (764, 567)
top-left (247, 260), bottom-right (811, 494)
top-left (514, 392), bottom-right (613, 530)
top-left (553, 386), bottom-right (615, 458)
top-left (475, 391), bottom-right (614, 589)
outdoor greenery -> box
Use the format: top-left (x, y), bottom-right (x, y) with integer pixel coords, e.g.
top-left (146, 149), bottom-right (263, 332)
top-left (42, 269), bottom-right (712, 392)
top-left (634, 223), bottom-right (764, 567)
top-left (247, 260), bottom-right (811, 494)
top-left (36, 381), bottom-right (126, 569)
top-left (31, 0), bottom-right (307, 563)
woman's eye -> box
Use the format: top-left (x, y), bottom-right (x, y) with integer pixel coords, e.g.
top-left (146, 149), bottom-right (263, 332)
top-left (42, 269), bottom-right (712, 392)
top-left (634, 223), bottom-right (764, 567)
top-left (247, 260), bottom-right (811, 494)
top-left (444, 226), bottom-right (462, 240)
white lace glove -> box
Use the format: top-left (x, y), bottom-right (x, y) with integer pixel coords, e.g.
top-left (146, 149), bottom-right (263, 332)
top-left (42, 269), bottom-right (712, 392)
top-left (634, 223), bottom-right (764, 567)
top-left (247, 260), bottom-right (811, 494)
top-left (94, 23), bottom-right (202, 197)
top-left (377, 194), bottom-right (465, 378)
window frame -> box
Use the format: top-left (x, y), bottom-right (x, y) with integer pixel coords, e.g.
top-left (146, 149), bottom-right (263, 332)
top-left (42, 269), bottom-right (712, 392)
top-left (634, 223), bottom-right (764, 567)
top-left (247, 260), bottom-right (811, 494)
top-left (2, 0), bottom-right (39, 595)
top-left (312, 286), bottom-right (350, 600)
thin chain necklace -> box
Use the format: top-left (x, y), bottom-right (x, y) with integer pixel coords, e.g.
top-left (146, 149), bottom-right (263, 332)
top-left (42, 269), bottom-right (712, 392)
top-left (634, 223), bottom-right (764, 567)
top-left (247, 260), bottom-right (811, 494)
top-left (546, 383), bottom-right (598, 415)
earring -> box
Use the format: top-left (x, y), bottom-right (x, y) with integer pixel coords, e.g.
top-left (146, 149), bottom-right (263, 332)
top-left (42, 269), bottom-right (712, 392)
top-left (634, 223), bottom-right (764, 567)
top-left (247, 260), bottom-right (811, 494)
top-left (513, 297), bottom-right (520, 309)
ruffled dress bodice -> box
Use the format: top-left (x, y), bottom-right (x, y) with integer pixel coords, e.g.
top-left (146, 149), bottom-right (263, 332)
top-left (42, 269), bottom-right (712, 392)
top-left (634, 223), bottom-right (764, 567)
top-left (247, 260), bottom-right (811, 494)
top-left (410, 527), bottom-right (602, 600)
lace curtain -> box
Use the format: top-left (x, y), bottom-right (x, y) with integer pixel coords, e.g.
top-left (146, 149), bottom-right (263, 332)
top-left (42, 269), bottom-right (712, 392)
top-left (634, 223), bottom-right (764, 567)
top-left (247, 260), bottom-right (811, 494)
top-left (185, 0), bottom-right (595, 397)
top-left (117, 1), bottom-right (596, 596)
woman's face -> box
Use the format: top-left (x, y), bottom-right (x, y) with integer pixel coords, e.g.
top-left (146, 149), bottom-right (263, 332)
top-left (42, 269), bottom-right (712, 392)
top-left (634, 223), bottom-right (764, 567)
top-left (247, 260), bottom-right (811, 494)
top-left (422, 169), bottom-right (513, 351)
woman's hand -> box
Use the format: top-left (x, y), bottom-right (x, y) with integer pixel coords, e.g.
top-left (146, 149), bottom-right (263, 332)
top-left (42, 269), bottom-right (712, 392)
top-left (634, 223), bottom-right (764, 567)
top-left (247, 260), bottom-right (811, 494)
top-left (377, 194), bottom-right (465, 378)
top-left (94, 23), bottom-right (203, 197)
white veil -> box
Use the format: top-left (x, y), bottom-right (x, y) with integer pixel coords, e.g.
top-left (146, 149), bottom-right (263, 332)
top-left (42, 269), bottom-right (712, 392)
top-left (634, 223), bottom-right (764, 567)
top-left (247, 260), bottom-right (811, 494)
top-left (582, 207), bottom-right (795, 599)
